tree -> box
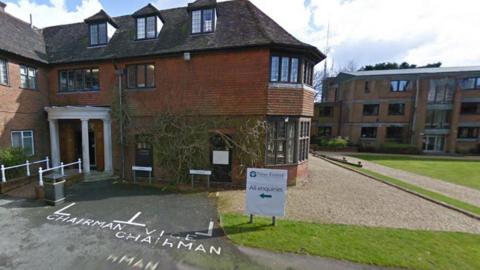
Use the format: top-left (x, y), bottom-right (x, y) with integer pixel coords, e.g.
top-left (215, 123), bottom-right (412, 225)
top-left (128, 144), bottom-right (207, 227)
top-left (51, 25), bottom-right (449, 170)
top-left (359, 62), bottom-right (442, 71)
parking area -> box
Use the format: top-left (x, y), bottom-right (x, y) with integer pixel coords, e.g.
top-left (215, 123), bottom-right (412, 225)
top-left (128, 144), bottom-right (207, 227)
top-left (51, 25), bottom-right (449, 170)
top-left (0, 179), bottom-right (392, 270)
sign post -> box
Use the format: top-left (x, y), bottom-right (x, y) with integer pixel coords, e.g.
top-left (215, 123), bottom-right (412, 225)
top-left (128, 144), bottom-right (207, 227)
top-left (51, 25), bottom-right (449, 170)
top-left (245, 168), bottom-right (287, 225)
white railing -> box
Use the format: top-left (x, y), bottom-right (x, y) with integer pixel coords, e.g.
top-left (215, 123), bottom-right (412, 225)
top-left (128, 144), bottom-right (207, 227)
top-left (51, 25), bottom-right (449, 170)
top-left (38, 158), bottom-right (82, 187)
top-left (1, 157), bottom-right (50, 183)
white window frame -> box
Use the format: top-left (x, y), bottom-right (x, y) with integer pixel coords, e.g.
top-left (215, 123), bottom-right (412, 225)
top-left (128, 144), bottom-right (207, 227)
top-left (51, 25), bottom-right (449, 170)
top-left (0, 59), bottom-right (8, 85)
top-left (11, 130), bottom-right (35, 156)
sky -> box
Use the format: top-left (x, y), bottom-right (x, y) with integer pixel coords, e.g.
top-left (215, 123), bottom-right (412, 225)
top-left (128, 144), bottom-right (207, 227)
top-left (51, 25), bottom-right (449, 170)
top-left (4, 0), bottom-right (480, 71)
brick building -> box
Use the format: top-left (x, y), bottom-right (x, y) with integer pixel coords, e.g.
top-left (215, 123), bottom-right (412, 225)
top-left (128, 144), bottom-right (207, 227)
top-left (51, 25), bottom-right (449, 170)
top-left (313, 67), bottom-right (480, 154)
top-left (0, 0), bottom-right (324, 185)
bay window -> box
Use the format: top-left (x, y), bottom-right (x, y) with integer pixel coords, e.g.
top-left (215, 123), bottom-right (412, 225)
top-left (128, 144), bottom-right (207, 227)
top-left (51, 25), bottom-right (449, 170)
top-left (269, 55), bottom-right (306, 84)
top-left (266, 118), bottom-right (310, 165)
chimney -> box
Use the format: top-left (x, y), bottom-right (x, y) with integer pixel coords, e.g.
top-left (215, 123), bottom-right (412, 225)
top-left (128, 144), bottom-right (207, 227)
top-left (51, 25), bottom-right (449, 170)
top-left (0, 1), bottom-right (6, 13)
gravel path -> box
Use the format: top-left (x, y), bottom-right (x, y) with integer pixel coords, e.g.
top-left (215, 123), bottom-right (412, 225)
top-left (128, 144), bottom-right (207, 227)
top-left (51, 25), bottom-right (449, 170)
top-left (218, 155), bottom-right (480, 234)
top-left (324, 152), bottom-right (480, 207)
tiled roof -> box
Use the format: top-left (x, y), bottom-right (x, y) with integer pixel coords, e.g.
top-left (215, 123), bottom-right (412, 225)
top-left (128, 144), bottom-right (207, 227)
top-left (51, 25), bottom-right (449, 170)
top-left (0, 12), bottom-right (47, 63)
top-left (0, 0), bottom-right (324, 64)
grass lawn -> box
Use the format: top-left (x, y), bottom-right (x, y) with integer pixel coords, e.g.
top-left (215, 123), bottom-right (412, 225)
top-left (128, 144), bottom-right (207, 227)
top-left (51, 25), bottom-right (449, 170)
top-left (221, 213), bottom-right (480, 270)
top-left (350, 154), bottom-right (480, 190)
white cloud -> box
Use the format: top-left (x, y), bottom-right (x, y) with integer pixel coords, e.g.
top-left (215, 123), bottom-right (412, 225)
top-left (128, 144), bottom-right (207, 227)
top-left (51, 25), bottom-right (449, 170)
top-left (5, 0), bottom-right (103, 28)
top-left (5, 0), bottom-right (480, 68)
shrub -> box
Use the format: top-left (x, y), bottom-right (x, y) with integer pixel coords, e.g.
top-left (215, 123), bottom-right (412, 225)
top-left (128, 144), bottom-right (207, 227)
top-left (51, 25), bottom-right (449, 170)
top-left (326, 137), bottom-right (348, 148)
top-left (379, 142), bottom-right (420, 154)
top-left (0, 148), bottom-right (28, 179)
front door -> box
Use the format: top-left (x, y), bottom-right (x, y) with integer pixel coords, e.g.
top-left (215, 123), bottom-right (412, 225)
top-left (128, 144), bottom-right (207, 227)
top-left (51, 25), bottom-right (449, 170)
top-left (75, 131), bottom-right (96, 169)
top-left (423, 135), bottom-right (445, 152)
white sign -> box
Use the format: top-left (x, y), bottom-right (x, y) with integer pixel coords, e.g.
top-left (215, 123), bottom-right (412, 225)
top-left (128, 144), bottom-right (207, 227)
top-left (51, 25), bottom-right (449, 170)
top-left (212, 150), bottom-right (229, 165)
top-left (189, 169), bottom-right (212, 176)
top-left (245, 168), bottom-right (287, 217)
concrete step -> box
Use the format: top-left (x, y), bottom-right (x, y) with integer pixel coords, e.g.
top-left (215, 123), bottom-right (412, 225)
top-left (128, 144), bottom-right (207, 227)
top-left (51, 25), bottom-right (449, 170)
top-left (82, 171), bottom-right (118, 182)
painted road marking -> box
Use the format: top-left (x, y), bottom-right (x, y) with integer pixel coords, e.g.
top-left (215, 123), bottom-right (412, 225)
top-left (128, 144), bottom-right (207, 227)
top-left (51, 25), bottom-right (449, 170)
top-left (113, 211), bottom-right (146, 227)
top-left (53, 202), bottom-right (76, 216)
top-left (195, 220), bottom-right (214, 237)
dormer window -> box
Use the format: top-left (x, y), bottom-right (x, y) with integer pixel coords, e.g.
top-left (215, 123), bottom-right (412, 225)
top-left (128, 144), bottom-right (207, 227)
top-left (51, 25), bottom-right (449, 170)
top-left (90, 23), bottom-right (107, 46)
top-left (191, 9), bottom-right (216, 34)
top-left (84, 10), bottom-right (118, 47)
top-left (132, 4), bottom-right (164, 41)
top-left (136, 16), bottom-right (156, 40)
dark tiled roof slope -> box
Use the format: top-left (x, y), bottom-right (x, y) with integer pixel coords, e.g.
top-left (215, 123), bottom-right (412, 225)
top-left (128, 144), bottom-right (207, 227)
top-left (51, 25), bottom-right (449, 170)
top-left (1, 0), bottom-right (323, 64)
top-left (0, 12), bottom-right (47, 63)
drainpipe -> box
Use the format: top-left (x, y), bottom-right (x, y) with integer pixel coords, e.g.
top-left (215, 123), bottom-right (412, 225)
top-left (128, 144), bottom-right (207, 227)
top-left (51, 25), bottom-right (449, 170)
top-left (411, 77), bottom-right (420, 145)
top-left (113, 61), bottom-right (125, 180)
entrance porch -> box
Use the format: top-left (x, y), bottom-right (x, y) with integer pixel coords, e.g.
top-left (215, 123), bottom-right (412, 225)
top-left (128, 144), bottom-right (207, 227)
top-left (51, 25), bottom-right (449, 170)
top-left (45, 106), bottom-right (112, 174)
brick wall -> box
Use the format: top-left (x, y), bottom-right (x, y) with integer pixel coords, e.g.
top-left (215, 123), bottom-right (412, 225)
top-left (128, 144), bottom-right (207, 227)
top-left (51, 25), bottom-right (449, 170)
top-left (0, 54), bottom-right (50, 159)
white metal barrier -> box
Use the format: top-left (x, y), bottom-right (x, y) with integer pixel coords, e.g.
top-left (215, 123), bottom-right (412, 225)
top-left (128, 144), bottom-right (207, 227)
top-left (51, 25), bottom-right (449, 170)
top-left (1, 157), bottom-right (50, 183)
top-left (38, 158), bottom-right (82, 187)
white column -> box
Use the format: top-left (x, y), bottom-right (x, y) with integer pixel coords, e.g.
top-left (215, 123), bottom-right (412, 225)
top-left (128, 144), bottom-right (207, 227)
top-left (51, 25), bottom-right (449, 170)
top-left (48, 119), bottom-right (61, 167)
top-left (103, 118), bottom-right (113, 173)
top-left (81, 118), bottom-right (90, 173)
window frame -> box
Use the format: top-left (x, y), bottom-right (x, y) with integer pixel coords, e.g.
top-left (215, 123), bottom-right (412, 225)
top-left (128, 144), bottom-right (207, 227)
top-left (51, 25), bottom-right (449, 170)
top-left (361, 127), bottom-right (377, 139)
top-left (385, 126), bottom-right (404, 142)
top-left (390, 80), bottom-right (409, 92)
top-left (126, 63), bottom-right (156, 89)
top-left (19, 64), bottom-right (37, 90)
top-left (460, 77), bottom-right (480, 90)
top-left (191, 8), bottom-right (216, 34)
top-left (457, 127), bottom-right (479, 139)
top-left (298, 119), bottom-right (310, 162)
top-left (58, 68), bottom-right (100, 93)
top-left (362, 104), bottom-right (379, 116)
top-left (318, 105), bottom-right (333, 117)
top-left (269, 54), bottom-right (306, 84)
top-left (460, 102), bottom-right (480, 115)
top-left (135, 16), bottom-right (158, 40)
top-left (0, 58), bottom-right (8, 86)
top-left (89, 22), bottom-right (108, 46)
top-left (388, 103), bottom-right (405, 116)
top-left (425, 110), bottom-right (451, 129)
top-left (10, 130), bottom-right (35, 156)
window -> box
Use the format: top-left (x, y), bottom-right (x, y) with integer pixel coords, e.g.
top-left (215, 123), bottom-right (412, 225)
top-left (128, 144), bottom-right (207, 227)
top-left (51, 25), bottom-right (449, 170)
top-left (59, 68), bottom-right (99, 92)
top-left (20, 65), bottom-right (37, 89)
top-left (270, 56), bottom-right (279, 82)
top-left (0, 59), bottom-right (7, 85)
top-left (390, 80), bottom-right (409, 92)
top-left (11, 130), bottom-right (34, 156)
top-left (460, 102), bottom-right (480, 114)
top-left (361, 127), bottom-right (377, 139)
top-left (318, 106), bottom-right (333, 117)
top-left (388, 103), bottom-right (405, 115)
top-left (318, 127), bottom-right (332, 137)
top-left (425, 110), bottom-right (451, 129)
top-left (89, 23), bottom-right (108, 46)
top-left (363, 104), bottom-right (379, 116)
top-left (364, 81), bottom-right (370, 93)
top-left (136, 16), bottom-right (157, 40)
top-left (386, 126), bottom-right (404, 142)
top-left (428, 80), bottom-right (455, 103)
top-left (298, 120), bottom-right (310, 162)
top-left (191, 9), bottom-right (215, 34)
top-left (303, 61), bottom-right (314, 86)
top-left (270, 55), bottom-right (303, 84)
top-left (127, 64), bottom-right (155, 89)
top-left (458, 127), bottom-right (479, 139)
top-left (266, 119), bottom-right (296, 165)
top-left (461, 77), bottom-right (480, 90)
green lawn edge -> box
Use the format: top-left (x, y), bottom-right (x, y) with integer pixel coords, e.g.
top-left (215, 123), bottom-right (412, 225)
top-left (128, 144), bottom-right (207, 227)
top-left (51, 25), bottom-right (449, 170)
top-left (345, 164), bottom-right (480, 217)
top-left (220, 213), bottom-right (480, 270)
top-left (349, 154), bottom-right (480, 191)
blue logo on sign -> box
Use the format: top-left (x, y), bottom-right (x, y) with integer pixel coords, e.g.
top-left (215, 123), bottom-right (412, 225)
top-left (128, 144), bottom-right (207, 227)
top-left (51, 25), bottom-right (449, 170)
top-left (250, 171), bottom-right (257, 178)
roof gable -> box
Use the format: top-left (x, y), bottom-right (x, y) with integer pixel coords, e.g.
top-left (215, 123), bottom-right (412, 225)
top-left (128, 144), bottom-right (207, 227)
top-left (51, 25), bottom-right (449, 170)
top-left (132, 3), bottom-right (162, 19)
top-left (84, 9), bottom-right (118, 28)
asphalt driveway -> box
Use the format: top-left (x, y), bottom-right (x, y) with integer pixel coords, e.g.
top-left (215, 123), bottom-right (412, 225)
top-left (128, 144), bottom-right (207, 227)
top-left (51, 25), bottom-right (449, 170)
top-left (0, 180), bottom-right (394, 270)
